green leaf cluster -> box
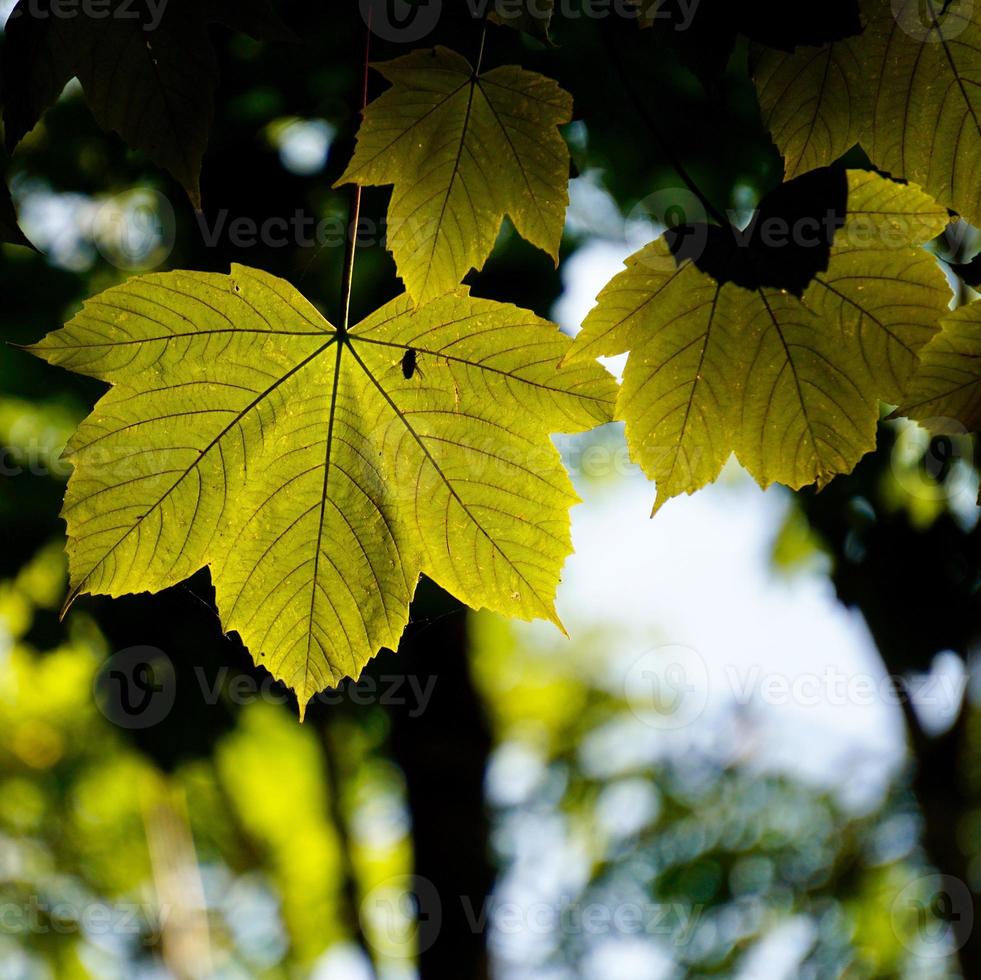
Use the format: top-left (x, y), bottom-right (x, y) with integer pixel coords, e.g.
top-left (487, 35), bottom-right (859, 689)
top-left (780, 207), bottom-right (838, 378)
top-left (18, 3), bottom-right (981, 706)
top-left (754, 0), bottom-right (981, 224)
top-left (564, 172), bottom-right (954, 511)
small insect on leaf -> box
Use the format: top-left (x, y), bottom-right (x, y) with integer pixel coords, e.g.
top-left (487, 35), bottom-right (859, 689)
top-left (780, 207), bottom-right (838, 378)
top-left (401, 348), bottom-right (419, 379)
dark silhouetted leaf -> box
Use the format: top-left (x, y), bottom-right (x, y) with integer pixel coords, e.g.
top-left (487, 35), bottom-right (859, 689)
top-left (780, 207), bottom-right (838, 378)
top-left (2, 0), bottom-right (291, 207)
top-left (634, 0), bottom-right (861, 87)
top-left (0, 168), bottom-right (34, 249)
top-left (489, 0), bottom-right (554, 42)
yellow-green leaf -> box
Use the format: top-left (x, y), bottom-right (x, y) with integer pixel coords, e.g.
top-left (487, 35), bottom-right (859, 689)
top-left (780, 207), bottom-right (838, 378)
top-left (895, 300), bottom-right (981, 431)
top-left (753, 0), bottom-right (981, 224)
top-left (865, 0), bottom-right (981, 224)
top-left (562, 245), bottom-right (740, 513)
top-left (336, 46), bottom-right (573, 305)
top-left (564, 171), bottom-right (951, 512)
top-left (752, 37), bottom-right (866, 180)
top-left (32, 266), bottom-right (615, 715)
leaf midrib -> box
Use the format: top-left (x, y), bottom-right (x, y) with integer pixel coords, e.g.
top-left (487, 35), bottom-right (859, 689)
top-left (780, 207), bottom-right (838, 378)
top-left (418, 74), bottom-right (480, 298)
top-left (303, 339), bottom-right (346, 695)
top-left (64, 334), bottom-right (338, 609)
top-left (345, 340), bottom-right (557, 622)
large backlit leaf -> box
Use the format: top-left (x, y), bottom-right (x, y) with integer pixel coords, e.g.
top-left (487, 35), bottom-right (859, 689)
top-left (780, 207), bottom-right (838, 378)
top-left (32, 267), bottom-right (615, 714)
top-left (336, 46), bottom-right (573, 305)
top-left (895, 301), bottom-right (981, 431)
top-left (754, 0), bottom-right (981, 223)
top-left (2, 0), bottom-right (291, 207)
top-left (563, 171), bottom-right (951, 512)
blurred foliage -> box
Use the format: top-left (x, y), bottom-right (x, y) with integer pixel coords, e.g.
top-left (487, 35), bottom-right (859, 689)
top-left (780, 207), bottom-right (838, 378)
top-left (0, 2), bottom-right (978, 978)
top-left (0, 540), bottom-right (974, 976)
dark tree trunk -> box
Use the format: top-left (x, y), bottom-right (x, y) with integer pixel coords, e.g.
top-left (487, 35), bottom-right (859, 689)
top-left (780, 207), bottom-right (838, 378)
top-left (898, 694), bottom-right (979, 978)
top-left (796, 438), bottom-right (981, 978)
top-left (385, 580), bottom-right (495, 980)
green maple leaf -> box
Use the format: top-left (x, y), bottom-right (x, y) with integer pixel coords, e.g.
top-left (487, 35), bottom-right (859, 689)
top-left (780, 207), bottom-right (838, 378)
top-left (752, 34), bottom-right (865, 180)
top-left (754, 0), bottom-right (981, 224)
top-left (336, 46), bottom-right (573, 306)
top-left (563, 171), bottom-right (951, 512)
top-left (2, 0), bottom-right (292, 208)
top-left (895, 300), bottom-right (981, 432)
top-left (31, 266), bottom-right (615, 716)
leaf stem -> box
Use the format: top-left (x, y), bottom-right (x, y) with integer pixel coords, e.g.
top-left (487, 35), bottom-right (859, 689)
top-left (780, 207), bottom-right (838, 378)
top-left (339, 13), bottom-right (373, 334)
top-left (600, 22), bottom-right (728, 228)
top-left (475, 21), bottom-right (488, 76)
